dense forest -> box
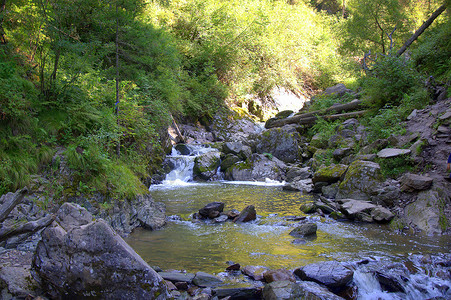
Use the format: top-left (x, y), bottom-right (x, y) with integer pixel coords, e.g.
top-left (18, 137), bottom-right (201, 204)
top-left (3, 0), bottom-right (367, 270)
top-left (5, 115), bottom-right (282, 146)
top-left (0, 0), bottom-right (449, 200)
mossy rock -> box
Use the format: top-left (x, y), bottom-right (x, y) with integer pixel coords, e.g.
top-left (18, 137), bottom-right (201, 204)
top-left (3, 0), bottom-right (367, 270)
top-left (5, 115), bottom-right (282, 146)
top-left (336, 160), bottom-right (383, 201)
top-left (312, 164), bottom-right (348, 184)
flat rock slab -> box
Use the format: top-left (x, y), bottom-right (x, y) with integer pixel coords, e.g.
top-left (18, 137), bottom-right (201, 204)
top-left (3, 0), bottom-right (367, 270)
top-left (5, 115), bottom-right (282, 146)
top-left (339, 199), bottom-right (376, 216)
top-left (377, 148), bottom-right (411, 158)
top-left (294, 261), bottom-right (353, 290)
top-left (158, 272), bottom-right (196, 283)
top-left (263, 280), bottom-right (345, 300)
top-left (192, 271), bottom-right (223, 287)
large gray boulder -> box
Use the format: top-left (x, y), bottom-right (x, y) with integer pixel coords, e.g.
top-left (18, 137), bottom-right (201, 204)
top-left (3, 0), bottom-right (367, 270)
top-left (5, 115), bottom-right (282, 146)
top-left (84, 193), bottom-right (166, 236)
top-left (32, 203), bottom-right (170, 299)
top-left (254, 127), bottom-right (301, 163)
top-left (222, 142), bottom-right (252, 160)
top-left (192, 271), bottom-right (223, 287)
top-left (336, 160), bottom-right (383, 201)
top-left (400, 173), bottom-right (433, 192)
top-left (294, 261), bottom-right (353, 291)
top-left (404, 183), bottom-right (449, 235)
top-left (199, 202), bottom-right (225, 219)
top-left (263, 280), bottom-right (345, 300)
top-left (225, 153), bottom-right (286, 182)
top-left (193, 151), bottom-right (221, 181)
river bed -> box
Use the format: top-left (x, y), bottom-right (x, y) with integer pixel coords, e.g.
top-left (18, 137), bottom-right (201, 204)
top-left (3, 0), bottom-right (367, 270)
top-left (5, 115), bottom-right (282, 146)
top-left (125, 182), bottom-right (450, 274)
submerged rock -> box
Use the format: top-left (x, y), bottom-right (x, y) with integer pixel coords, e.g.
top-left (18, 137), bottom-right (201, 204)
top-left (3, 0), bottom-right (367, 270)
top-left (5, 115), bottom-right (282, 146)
top-left (242, 265), bottom-right (268, 281)
top-left (32, 203), bottom-right (170, 299)
top-left (263, 269), bottom-right (295, 283)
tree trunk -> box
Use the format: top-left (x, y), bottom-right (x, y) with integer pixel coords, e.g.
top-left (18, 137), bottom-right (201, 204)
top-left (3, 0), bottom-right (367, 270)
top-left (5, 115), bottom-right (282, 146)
top-left (296, 110), bottom-right (368, 126)
top-left (265, 100), bottom-right (362, 128)
top-left (0, 215), bottom-right (54, 242)
top-left (0, 187), bottom-right (28, 223)
top-left (397, 3), bottom-right (448, 56)
top-left (171, 115), bottom-right (185, 144)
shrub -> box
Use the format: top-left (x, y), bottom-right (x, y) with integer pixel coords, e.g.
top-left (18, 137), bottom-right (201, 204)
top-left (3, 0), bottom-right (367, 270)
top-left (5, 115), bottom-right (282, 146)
top-left (361, 55), bottom-right (424, 109)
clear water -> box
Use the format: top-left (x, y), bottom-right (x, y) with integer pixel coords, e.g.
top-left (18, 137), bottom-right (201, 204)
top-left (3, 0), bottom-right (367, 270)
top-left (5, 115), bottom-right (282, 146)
top-left (125, 182), bottom-right (450, 274)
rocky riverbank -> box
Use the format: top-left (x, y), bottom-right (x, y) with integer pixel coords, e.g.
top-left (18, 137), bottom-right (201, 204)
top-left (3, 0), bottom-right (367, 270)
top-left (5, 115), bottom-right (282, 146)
top-left (1, 87), bottom-right (450, 299)
top-left (166, 91), bottom-right (451, 236)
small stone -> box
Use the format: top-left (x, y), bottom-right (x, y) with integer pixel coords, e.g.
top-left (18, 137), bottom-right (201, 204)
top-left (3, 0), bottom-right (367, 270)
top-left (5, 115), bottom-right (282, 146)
top-left (226, 263), bottom-right (241, 271)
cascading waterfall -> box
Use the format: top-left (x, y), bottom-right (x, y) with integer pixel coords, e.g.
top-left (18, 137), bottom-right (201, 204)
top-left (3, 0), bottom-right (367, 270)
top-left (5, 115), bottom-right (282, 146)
top-left (160, 144), bottom-right (219, 186)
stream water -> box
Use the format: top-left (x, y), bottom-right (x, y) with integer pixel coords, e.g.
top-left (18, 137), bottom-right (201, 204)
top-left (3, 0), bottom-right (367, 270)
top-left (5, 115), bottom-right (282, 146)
top-left (126, 145), bottom-right (451, 299)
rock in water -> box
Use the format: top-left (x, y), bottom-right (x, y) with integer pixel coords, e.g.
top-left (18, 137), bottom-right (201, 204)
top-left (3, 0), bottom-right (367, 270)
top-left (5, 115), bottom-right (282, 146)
top-left (32, 202), bottom-right (170, 299)
top-left (193, 151), bottom-right (221, 181)
top-left (289, 223), bottom-right (317, 237)
top-left (192, 271), bottom-right (223, 287)
top-left (263, 280), bottom-right (345, 300)
top-left (199, 202), bottom-right (225, 218)
top-left (233, 205), bottom-right (257, 223)
top-left (294, 261), bottom-right (353, 291)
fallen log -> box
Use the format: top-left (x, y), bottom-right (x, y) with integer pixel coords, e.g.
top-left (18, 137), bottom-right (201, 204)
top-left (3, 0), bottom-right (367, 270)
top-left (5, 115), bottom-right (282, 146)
top-left (0, 187), bottom-right (28, 223)
top-left (301, 110), bottom-right (368, 125)
top-left (0, 215), bottom-right (55, 242)
top-left (266, 100), bottom-right (362, 128)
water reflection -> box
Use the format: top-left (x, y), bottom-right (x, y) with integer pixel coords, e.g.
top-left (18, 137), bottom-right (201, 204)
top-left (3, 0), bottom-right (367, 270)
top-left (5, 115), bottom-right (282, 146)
top-left (126, 183), bottom-right (450, 274)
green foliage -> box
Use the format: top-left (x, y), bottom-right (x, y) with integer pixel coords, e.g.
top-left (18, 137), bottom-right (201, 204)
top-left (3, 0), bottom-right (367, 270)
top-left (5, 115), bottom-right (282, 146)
top-left (309, 92), bottom-right (355, 111)
top-left (412, 17), bottom-right (451, 83)
top-left (310, 117), bottom-right (341, 141)
top-left (361, 55), bottom-right (426, 109)
top-left (376, 156), bottom-right (416, 179)
top-left (362, 87), bottom-right (429, 143)
top-left (342, 0), bottom-right (411, 55)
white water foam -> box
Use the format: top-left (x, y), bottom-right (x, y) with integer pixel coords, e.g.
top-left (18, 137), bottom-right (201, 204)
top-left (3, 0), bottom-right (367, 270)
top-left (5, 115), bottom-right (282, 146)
top-left (222, 178), bottom-right (286, 187)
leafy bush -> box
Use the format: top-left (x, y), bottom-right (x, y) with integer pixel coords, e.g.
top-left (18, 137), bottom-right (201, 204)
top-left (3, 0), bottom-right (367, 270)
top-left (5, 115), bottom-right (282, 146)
top-left (360, 55), bottom-right (425, 109)
top-left (376, 156), bottom-right (416, 179)
top-left (412, 18), bottom-right (451, 83)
